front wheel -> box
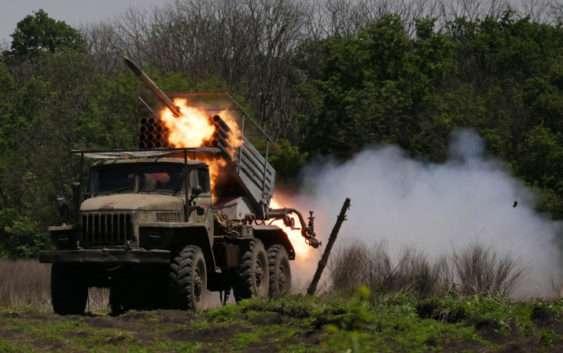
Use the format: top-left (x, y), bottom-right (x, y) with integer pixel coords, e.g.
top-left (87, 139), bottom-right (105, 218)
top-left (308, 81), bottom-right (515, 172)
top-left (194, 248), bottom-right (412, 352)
top-left (234, 239), bottom-right (269, 301)
top-left (169, 245), bottom-right (207, 310)
top-left (51, 263), bottom-right (88, 315)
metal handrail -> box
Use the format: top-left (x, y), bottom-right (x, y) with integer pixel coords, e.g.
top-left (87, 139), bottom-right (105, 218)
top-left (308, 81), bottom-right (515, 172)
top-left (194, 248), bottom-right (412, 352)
top-left (71, 147), bottom-right (222, 155)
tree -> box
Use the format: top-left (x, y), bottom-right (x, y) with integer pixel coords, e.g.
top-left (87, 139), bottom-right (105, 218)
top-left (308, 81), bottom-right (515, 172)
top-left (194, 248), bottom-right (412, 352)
top-left (5, 9), bottom-right (84, 60)
top-left (269, 139), bottom-right (308, 182)
top-left (294, 16), bottom-right (456, 160)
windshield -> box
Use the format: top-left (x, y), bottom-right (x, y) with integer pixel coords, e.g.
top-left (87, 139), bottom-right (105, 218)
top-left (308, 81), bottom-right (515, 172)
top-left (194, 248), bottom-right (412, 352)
top-left (91, 163), bottom-right (185, 195)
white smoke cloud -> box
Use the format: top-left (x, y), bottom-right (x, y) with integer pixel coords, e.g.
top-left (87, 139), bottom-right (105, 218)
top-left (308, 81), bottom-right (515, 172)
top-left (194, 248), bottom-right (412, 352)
top-left (289, 129), bottom-right (562, 297)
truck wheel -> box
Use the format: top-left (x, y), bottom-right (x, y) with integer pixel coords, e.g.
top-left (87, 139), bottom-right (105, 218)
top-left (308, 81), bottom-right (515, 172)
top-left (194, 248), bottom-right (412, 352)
top-left (234, 239), bottom-right (269, 301)
top-left (51, 263), bottom-right (88, 315)
top-left (109, 284), bottom-right (128, 316)
top-left (267, 245), bottom-right (291, 298)
top-left (169, 245), bottom-right (207, 310)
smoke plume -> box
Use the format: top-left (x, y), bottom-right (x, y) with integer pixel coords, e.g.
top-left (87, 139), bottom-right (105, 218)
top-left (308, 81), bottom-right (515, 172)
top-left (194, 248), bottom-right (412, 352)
top-left (289, 129), bottom-right (562, 297)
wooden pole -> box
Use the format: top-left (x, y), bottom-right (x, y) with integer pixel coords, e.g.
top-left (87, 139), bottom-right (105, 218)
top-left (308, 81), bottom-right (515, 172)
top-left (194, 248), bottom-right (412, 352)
top-left (307, 198), bottom-right (351, 295)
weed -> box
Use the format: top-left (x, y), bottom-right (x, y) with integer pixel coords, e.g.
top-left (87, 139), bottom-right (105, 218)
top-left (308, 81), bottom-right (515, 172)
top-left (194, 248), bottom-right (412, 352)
top-left (453, 243), bottom-right (523, 296)
top-left (330, 241), bottom-right (523, 298)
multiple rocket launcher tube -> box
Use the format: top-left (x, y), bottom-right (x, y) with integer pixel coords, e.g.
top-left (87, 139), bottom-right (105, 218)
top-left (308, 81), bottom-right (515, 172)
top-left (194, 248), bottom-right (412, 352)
top-left (125, 57), bottom-right (234, 154)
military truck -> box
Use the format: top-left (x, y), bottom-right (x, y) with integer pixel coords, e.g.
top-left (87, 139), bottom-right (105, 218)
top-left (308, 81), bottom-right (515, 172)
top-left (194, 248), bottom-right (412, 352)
top-left (39, 58), bottom-right (320, 315)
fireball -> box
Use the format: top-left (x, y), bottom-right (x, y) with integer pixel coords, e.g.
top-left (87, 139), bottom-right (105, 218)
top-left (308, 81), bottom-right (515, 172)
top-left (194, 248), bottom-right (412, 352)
top-left (218, 109), bottom-right (244, 152)
top-left (160, 98), bottom-right (240, 194)
top-left (160, 98), bottom-right (216, 148)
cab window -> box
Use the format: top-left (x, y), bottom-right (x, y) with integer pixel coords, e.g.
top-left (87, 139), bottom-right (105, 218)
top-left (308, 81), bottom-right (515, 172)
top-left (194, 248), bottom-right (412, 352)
top-left (91, 163), bottom-right (184, 195)
top-left (197, 168), bottom-right (210, 193)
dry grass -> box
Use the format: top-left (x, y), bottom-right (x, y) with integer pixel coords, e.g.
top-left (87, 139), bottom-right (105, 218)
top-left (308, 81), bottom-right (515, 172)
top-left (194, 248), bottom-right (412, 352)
top-left (330, 242), bottom-right (524, 298)
top-left (453, 243), bottom-right (524, 296)
top-left (330, 243), bottom-right (454, 297)
top-left (0, 260), bottom-right (51, 308)
top-left (0, 260), bottom-right (108, 311)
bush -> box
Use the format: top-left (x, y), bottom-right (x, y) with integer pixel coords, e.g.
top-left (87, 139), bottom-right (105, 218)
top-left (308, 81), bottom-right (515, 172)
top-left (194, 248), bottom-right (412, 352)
top-left (453, 243), bottom-right (524, 297)
top-left (330, 242), bottom-right (523, 298)
top-left (0, 209), bottom-right (49, 259)
top-left (330, 242), bottom-right (453, 297)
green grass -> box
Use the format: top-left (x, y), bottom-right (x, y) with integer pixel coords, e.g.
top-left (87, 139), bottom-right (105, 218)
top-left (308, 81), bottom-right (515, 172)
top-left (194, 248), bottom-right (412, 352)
top-left (0, 292), bottom-right (560, 353)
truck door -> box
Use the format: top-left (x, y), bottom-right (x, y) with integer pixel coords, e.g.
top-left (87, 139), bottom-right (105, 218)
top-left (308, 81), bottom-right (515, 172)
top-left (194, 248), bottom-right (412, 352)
top-left (189, 167), bottom-right (213, 237)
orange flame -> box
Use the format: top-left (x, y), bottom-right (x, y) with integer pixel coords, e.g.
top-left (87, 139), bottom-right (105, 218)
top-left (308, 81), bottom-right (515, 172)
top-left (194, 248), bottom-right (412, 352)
top-left (161, 98), bottom-right (216, 148)
top-left (160, 98), bottom-right (241, 194)
top-left (270, 197), bottom-right (313, 260)
top-left (218, 109), bottom-right (244, 152)
top-left (196, 155), bottom-right (227, 194)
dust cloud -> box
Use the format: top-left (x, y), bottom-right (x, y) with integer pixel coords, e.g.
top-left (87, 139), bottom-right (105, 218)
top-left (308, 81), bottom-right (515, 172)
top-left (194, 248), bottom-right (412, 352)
top-left (286, 129), bottom-right (562, 297)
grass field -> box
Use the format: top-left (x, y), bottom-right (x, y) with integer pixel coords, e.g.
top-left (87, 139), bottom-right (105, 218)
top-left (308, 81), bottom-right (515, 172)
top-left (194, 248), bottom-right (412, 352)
top-left (0, 293), bottom-right (561, 353)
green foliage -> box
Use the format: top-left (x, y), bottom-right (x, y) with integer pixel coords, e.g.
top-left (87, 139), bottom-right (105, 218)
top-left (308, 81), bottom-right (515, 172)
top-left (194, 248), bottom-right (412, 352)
top-left (0, 209), bottom-right (47, 259)
top-left (4, 9), bottom-right (84, 60)
top-left (269, 139), bottom-right (307, 181)
top-left (296, 16), bottom-right (456, 159)
top-left (519, 126), bottom-right (563, 189)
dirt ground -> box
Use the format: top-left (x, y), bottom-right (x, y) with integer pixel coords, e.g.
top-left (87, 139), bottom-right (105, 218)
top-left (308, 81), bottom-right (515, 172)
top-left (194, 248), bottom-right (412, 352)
top-left (0, 295), bottom-right (561, 353)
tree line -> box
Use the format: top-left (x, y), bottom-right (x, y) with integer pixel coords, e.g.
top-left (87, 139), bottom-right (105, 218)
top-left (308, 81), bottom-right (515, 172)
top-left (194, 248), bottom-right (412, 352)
top-left (1, 0), bottom-right (563, 257)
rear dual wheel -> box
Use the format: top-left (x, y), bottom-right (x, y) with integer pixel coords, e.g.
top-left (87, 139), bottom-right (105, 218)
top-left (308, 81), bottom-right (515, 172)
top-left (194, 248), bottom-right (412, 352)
top-left (234, 239), bottom-right (269, 301)
top-left (267, 245), bottom-right (291, 298)
top-left (234, 240), bottom-right (292, 301)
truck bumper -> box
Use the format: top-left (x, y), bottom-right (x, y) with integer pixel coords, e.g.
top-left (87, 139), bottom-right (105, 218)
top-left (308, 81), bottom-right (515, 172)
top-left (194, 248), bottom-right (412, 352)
top-left (39, 249), bottom-right (171, 265)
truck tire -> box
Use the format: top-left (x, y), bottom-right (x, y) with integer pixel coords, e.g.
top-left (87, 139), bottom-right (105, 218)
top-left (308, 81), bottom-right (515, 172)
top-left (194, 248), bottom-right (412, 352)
top-left (267, 245), bottom-right (291, 298)
top-left (169, 245), bottom-right (207, 310)
top-left (109, 284), bottom-right (128, 316)
top-left (110, 277), bottom-right (164, 315)
top-left (234, 239), bottom-right (269, 301)
top-left (51, 263), bottom-right (88, 315)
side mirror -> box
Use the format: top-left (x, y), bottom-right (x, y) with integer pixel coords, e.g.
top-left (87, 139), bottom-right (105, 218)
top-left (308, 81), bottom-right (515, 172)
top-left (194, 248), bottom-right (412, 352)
top-left (71, 182), bottom-right (81, 221)
top-left (56, 196), bottom-right (71, 223)
top-left (188, 185), bottom-right (203, 205)
top-left (191, 185), bottom-right (203, 197)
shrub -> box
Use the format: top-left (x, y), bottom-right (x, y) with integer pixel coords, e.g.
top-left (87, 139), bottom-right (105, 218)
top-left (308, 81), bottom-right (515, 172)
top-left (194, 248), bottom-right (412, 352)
top-left (452, 243), bottom-right (523, 297)
top-left (330, 242), bottom-right (453, 297)
top-left (0, 208), bottom-right (49, 259)
top-left (330, 241), bottom-right (522, 298)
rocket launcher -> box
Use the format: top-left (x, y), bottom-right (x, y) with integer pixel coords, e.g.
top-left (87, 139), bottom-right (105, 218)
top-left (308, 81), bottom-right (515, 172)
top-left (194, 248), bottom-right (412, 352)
top-left (124, 57), bottom-right (319, 247)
